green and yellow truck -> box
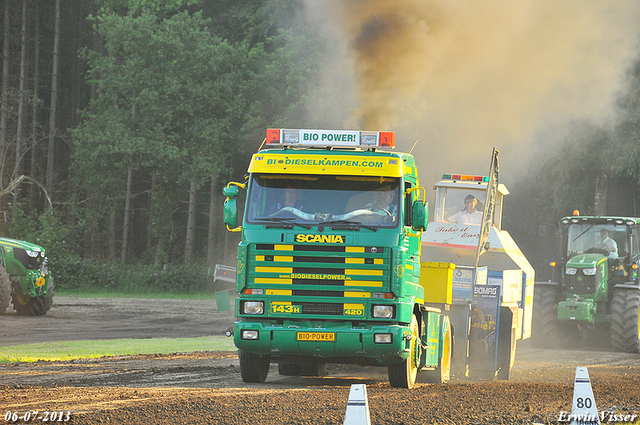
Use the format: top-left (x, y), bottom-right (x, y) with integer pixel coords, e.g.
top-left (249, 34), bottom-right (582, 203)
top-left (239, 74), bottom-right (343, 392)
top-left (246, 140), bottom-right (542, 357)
top-left (223, 128), bottom-right (452, 388)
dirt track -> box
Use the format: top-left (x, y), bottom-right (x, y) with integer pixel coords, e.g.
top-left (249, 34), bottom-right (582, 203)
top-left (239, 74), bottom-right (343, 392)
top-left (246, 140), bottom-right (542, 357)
top-left (1, 296), bottom-right (640, 424)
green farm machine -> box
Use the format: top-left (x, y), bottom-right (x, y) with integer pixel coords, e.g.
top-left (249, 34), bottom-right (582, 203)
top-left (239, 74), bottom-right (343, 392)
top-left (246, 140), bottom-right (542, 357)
top-left (533, 215), bottom-right (640, 352)
top-left (0, 237), bottom-right (54, 316)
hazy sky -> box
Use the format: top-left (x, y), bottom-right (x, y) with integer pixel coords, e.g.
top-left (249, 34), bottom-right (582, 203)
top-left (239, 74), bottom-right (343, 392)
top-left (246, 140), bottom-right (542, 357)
top-left (302, 1), bottom-right (640, 187)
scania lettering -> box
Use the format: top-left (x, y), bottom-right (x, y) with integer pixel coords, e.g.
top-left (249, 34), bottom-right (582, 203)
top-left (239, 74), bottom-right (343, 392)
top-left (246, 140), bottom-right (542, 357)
top-left (224, 128), bottom-right (452, 388)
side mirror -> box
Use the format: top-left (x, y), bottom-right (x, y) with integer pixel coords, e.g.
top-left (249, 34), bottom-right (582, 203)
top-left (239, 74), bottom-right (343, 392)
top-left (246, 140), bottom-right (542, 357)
top-left (223, 185), bottom-right (239, 198)
top-left (222, 182), bottom-right (246, 232)
top-left (412, 201), bottom-right (428, 232)
top-left (224, 198), bottom-right (238, 229)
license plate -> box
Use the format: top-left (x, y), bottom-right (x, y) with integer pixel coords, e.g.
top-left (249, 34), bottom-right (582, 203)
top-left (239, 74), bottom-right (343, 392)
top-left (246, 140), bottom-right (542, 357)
top-left (296, 332), bottom-right (335, 342)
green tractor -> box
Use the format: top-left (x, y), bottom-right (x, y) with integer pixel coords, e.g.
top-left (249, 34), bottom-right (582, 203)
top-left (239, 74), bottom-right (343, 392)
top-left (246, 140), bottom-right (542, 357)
top-left (533, 216), bottom-right (640, 352)
top-left (0, 237), bottom-right (53, 316)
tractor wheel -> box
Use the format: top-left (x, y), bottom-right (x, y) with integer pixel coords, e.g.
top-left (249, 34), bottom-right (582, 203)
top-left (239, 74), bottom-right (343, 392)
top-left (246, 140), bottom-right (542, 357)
top-left (388, 314), bottom-right (420, 388)
top-left (239, 350), bottom-right (270, 383)
top-left (0, 266), bottom-right (10, 314)
top-left (532, 284), bottom-right (559, 346)
top-left (420, 319), bottom-right (452, 384)
top-left (611, 287), bottom-right (640, 353)
top-left (11, 277), bottom-right (55, 316)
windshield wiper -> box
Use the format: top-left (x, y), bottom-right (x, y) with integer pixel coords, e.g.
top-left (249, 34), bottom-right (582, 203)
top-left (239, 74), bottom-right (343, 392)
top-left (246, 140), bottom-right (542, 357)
top-left (254, 217), bottom-right (311, 229)
top-left (321, 219), bottom-right (378, 232)
top-left (572, 224), bottom-right (595, 242)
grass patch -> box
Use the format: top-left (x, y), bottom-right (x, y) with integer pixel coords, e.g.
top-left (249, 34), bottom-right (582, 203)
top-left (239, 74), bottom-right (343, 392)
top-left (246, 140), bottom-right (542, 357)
top-left (0, 336), bottom-right (236, 363)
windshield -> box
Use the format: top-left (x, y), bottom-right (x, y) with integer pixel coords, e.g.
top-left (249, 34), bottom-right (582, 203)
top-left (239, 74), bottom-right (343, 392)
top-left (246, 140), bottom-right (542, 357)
top-left (566, 223), bottom-right (628, 259)
top-left (246, 174), bottom-right (401, 228)
top-left (434, 187), bottom-right (487, 224)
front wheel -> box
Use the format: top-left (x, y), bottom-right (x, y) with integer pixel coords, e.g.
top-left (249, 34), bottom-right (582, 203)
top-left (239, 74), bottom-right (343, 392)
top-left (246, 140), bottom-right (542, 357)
top-left (388, 314), bottom-right (420, 388)
top-left (611, 286), bottom-right (640, 353)
top-left (532, 284), bottom-right (559, 347)
top-left (0, 266), bottom-right (10, 314)
top-left (12, 277), bottom-right (55, 316)
top-left (239, 350), bottom-right (270, 383)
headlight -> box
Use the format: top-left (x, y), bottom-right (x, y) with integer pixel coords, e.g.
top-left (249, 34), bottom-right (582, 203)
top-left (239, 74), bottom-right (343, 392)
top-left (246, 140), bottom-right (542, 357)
top-left (40, 251), bottom-right (46, 257)
top-left (242, 301), bottom-right (264, 315)
top-left (565, 267), bottom-right (577, 275)
top-left (26, 250), bottom-right (40, 258)
top-left (374, 333), bottom-right (393, 344)
top-left (583, 268), bottom-right (597, 276)
top-left (241, 330), bottom-right (260, 340)
top-left (372, 305), bottom-right (395, 319)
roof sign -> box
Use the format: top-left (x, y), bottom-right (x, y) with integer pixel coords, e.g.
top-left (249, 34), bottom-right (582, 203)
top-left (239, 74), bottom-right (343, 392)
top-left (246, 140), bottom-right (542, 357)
top-left (265, 129), bottom-right (395, 150)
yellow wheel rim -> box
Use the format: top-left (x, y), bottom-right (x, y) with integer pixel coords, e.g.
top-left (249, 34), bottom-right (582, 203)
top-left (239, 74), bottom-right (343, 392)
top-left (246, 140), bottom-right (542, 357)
top-left (15, 292), bottom-right (30, 305)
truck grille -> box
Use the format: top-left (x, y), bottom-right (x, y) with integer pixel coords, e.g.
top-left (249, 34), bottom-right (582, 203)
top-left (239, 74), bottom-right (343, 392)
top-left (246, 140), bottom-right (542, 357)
top-left (248, 243), bottom-right (391, 317)
top-left (565, 274), bottom-right (597, 295)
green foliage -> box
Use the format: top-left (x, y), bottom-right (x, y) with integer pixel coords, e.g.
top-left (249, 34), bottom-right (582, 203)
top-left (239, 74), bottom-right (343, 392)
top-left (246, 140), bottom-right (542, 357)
top-left (8, 206), bottom-right (75, 260)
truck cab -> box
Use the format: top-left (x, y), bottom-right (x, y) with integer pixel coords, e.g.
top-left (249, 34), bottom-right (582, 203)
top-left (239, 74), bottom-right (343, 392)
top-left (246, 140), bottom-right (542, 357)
top-left (224, 129), bottom-right (452, 388)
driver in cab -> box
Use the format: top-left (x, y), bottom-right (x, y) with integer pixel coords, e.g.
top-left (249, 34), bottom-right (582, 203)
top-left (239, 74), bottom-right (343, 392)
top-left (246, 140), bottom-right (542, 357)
top-left (275, 187), bottom-right (304, 211)
top-left (446, 195), bottom-right (483, 225)
top-left (598, 229), bottom-right (618, 260)
top-left (365, 190), bottom-right (397, 223)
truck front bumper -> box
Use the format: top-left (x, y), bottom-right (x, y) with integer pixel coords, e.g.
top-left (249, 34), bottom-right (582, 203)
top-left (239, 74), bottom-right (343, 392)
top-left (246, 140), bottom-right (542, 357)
top-left (234, 320), bottom-right (412, 366)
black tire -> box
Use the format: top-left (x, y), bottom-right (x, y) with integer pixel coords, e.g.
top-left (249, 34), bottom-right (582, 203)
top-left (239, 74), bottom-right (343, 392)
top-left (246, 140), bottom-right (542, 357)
top-left (421, 319), bottom-right (452, 384)
top-left (12, 277), bottom-right (55, 316)
top-left (278, 363), bottom-right (301, 376)
top-left (239, 350), bottom-right (270, 383)
top-left (388, 314), bottom-right (420, 388)
top-left (497, 327), bottom-right (516, 381)
top-left (611, 287), bottom-right (640, 353)
top-left (532, 284), bottom-right (559, 346)
top-left (0, 266), bottom-right (10, 314)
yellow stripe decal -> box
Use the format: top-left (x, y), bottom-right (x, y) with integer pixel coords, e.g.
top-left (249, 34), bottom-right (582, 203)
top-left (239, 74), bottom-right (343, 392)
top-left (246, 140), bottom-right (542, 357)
top-left (346, 247), bottom-right (365, 253)
top-left (345, 280), bottom-right (383, 287)
top-left (374, 259), bottom-right (383, 265)
top-left (271, 301), bottom-right (292, 306)
top-left (345, 269), bottom-right (383, 276)
top-left (274, 256), bottom-right (293, 262)
top-left (255, 266), bottom-right (293, 273)
top-left (345, 258), bottom-right (364, 264)
top-left (255, 278), bottom-right (292, 284)
top-left (267, 289), bottom-right (292, 296)
top-left (405, 263), bottom-right (414, 271)
top-left (274, 245), bottom-right (293, 251)
top-left (344, 291), bottom-right (371, 298)
top-left (344, 303), bottom-right (364, 310)
top-left (256, 255), bottom-right (265, 261)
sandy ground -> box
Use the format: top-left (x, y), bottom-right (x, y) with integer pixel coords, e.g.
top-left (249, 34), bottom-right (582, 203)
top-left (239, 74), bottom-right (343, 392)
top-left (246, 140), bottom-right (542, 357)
top-left (1, 296), bottom-right (639, 424)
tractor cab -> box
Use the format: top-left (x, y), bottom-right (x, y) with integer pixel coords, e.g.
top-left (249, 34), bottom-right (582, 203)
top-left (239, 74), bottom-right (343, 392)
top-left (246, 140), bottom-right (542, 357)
top-left (560, 217), bottom-right (640, 293)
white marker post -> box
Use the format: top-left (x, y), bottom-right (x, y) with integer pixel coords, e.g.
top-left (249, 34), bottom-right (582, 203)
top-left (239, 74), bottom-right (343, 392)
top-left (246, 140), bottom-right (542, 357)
top-left (343, 384), bottom-right (371, 425)
top-left (569, 367), bottom-right (600, 425)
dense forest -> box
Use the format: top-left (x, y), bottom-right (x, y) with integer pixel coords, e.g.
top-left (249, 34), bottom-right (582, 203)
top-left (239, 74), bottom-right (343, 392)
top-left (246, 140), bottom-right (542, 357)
top-left (1, 0), bottom-right (640, 288)
top-left (0, 0), bottom-right (337, 289)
